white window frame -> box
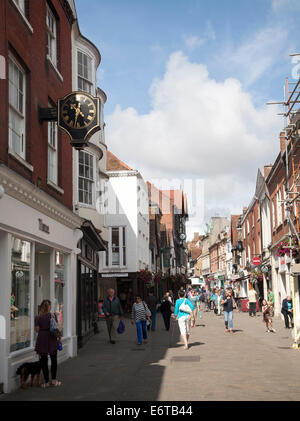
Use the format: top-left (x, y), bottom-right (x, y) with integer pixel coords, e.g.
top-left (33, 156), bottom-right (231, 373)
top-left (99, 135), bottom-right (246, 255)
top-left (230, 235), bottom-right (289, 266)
top-left (277, 189), bottom-right (283, 226)
top-left (247, 220), bottom-right (250, 234)
top-left (106, 227), bottom-right (127, 268)
top-left (47, 103), bottom-right (58, 185)
top-left (9, 54), bottom-right (26, 159)
top-left (46, 4), bottom-right (57, 68)
top-left (272, 198), bottom-right (276, 230)
top-left (78, 150), bottom-right (95, 207)
top-left (283, 188), bottom-right (288, 220)
top-left (248, 245), bottom-right (251, 262)
top-left (77, 50), bottom-right (94, 94)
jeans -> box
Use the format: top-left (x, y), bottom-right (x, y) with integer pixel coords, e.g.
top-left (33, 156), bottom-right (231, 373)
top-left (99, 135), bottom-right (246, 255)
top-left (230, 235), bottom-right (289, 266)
top-left (136, 320), bottom-right (147, 343)
top-left (150, 309), bottom-right (156, 331)
top-left (224, 311), bottom-right (233, 330)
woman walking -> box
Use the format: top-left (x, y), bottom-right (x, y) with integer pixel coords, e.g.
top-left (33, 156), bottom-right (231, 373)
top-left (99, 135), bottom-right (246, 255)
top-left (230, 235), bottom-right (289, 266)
top-left (174, 291), bottom-right (194, 350)
top-left (35, 300), bottom-right (61, 388)
top-left (221, 288), bottom-right (239, 333)
top-left (262, 299), bottom-right (276, 333)
top-left (131, 296), bottom-right (151, 345)
top-left (160, 294), bottom-right (172, 331)
top-left (189, 289), bottom-right (200, 327)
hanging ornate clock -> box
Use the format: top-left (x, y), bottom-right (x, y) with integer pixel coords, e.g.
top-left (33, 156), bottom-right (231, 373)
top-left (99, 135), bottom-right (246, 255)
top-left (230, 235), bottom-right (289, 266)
top-left (57, 92), bottom-right (101, 150)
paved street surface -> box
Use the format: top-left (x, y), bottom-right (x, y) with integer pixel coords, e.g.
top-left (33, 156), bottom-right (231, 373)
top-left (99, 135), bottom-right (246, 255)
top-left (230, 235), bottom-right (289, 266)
top-left (2, 309), bottom-right (300, 401)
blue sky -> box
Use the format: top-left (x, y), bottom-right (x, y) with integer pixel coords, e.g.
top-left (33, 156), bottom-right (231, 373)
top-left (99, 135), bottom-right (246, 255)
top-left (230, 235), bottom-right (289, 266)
top-left (75, 0), bottom-right (300, 236)
top-left (76, 0), bottom-right (299, 115)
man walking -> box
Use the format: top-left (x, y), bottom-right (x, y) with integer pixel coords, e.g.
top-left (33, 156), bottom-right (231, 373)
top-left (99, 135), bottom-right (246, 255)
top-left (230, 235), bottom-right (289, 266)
top-left (248, 286), bottom-right (257, 317)
top-left (146, 290), bottom-right (158, 331)
top-left (103, 288), bottom-right (124, 344)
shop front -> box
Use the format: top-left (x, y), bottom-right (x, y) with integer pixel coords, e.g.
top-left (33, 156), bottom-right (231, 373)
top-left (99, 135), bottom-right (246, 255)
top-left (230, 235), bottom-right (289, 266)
top-left (77, 221), bottom-right (107, 349)
top-left (0, 168), bottom-right (82, 393)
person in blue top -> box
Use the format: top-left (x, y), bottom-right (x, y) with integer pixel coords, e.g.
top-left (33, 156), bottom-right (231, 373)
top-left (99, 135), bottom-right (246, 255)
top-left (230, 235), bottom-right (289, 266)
top-left (281, 296), bottom-right (294, 329)
top-left (174, 291), bottom-right (194, 350)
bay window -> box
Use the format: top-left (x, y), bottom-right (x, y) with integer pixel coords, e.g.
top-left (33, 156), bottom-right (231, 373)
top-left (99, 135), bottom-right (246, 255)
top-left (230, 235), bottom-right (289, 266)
top-left (78, 151), bottom-right (94, 205)
top-left (111, 228), bottom-right (120, 265)
top-left (9, 56), bottom-right (26, 159)
top-left (48, 103), bottom-right (58, 184)
top-left (78, 51), bottom-right (93, 93)
top-left (105, 227), bottom-right (127, 267)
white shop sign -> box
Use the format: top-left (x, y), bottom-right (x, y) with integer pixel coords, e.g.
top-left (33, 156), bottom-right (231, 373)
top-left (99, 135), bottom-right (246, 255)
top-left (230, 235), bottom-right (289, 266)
top-left (102, 273), bottom-right (129, 278)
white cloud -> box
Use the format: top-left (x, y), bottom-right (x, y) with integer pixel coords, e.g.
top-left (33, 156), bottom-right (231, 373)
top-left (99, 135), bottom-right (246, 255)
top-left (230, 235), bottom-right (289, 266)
top-left (183, 21), bottom-right (216, 51)
top-left (219, 25), bottom-right (288, 86)
top-left (106, 51), bottom-right (282, 238)
top-left (183, 35), bottom-right (205, 50)
top-left (271, 0), bottom-right (300, 12)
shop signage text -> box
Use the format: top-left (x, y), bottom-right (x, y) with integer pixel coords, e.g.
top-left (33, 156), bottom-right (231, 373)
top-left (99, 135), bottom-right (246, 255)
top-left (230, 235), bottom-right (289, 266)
top-left (39, 219), bottom-right (50, 234)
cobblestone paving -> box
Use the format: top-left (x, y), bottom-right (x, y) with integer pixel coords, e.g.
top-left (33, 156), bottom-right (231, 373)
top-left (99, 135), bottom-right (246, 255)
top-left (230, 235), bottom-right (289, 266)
top-left (1, 309), bottom-right (300, 401)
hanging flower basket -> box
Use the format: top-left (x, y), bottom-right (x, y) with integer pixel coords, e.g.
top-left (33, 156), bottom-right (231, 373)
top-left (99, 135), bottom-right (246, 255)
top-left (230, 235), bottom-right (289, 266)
top-left (154, 272), bottom-right (162, 285)
top-left (277, 237), bottom-right (299, 257)
top-left (138, 269), bottom-right (153, 284)
top-left (250, 270), bottom-right (263, 282)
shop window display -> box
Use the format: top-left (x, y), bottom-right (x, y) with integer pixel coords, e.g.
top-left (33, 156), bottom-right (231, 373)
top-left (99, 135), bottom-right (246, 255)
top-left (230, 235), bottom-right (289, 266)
top-left (10, 237), bottom-right (31, 352)
top-left (54, 251), bottom-right (67, 336)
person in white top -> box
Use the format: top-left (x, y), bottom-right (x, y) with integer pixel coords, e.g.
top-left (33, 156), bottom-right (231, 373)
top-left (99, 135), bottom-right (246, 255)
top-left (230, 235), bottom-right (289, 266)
top-left (248, 287), bottom-right (257, 317)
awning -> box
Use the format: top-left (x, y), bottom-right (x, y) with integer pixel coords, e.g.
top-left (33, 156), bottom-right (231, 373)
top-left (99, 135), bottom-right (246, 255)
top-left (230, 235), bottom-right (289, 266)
top-left (233, 275), bottom-right (250, 283)
top-left (81, 220), bottom-right (108, 251)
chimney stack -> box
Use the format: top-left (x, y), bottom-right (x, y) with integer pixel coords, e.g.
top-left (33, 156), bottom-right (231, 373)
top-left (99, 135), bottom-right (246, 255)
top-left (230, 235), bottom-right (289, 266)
top-left (280, 132), bottom-right (286, 153)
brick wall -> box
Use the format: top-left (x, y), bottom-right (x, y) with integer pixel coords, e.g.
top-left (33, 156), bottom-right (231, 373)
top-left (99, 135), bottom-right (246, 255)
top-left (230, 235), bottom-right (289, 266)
top-left (0, 0), bottom-right (74, 209)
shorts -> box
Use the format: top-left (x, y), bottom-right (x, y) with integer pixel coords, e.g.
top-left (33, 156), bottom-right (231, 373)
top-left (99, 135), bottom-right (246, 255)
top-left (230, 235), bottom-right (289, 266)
top-left (178, 316), bottom-right (190, 335)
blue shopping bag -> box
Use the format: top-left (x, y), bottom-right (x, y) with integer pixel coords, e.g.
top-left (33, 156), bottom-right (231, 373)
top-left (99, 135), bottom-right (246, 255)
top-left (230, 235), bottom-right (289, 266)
top-left (117, 320), bottom-right (125, 334)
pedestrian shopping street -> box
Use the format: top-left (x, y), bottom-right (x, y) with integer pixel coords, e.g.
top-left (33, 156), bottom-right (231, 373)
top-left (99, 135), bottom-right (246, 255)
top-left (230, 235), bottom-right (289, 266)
top-left (2, 309), bottom-right (300, 402)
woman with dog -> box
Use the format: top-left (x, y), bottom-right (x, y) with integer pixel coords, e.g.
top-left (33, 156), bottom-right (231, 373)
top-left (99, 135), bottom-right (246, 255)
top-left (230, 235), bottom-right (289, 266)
top-left (35, 299), bottom-right (61, 388)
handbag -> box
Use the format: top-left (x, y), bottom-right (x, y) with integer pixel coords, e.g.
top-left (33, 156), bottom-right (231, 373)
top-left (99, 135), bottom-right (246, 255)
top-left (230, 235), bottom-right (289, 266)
top-left (179, 299), bottom-right (192, 314)
top-left (50, 314), bottom-right (61, 337)
top-left (142, 302), bottom-right (152, 317)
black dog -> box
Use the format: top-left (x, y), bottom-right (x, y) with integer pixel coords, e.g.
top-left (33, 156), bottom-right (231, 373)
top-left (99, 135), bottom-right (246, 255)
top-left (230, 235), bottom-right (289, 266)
top-left (16, 361), bottom-right (42, 388)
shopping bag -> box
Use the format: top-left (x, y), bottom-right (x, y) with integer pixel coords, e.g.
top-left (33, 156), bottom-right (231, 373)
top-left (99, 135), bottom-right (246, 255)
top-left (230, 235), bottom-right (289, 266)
top-left (117, 320), bottom-right (125, 334)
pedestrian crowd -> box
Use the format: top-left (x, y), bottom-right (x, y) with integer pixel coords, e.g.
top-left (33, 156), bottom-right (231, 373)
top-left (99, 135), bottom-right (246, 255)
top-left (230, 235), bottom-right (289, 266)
top-left (23, 282), bottom-right (295, 390)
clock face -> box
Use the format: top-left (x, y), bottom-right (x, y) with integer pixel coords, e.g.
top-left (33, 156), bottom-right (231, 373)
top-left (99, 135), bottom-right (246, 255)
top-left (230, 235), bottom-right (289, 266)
top-left (61, 94), bottom-right (96, 129)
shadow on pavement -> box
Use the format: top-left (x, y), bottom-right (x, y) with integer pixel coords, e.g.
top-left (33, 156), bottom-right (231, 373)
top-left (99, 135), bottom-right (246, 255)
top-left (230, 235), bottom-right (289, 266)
top-left (1, 313), bottom-right (182, 401)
